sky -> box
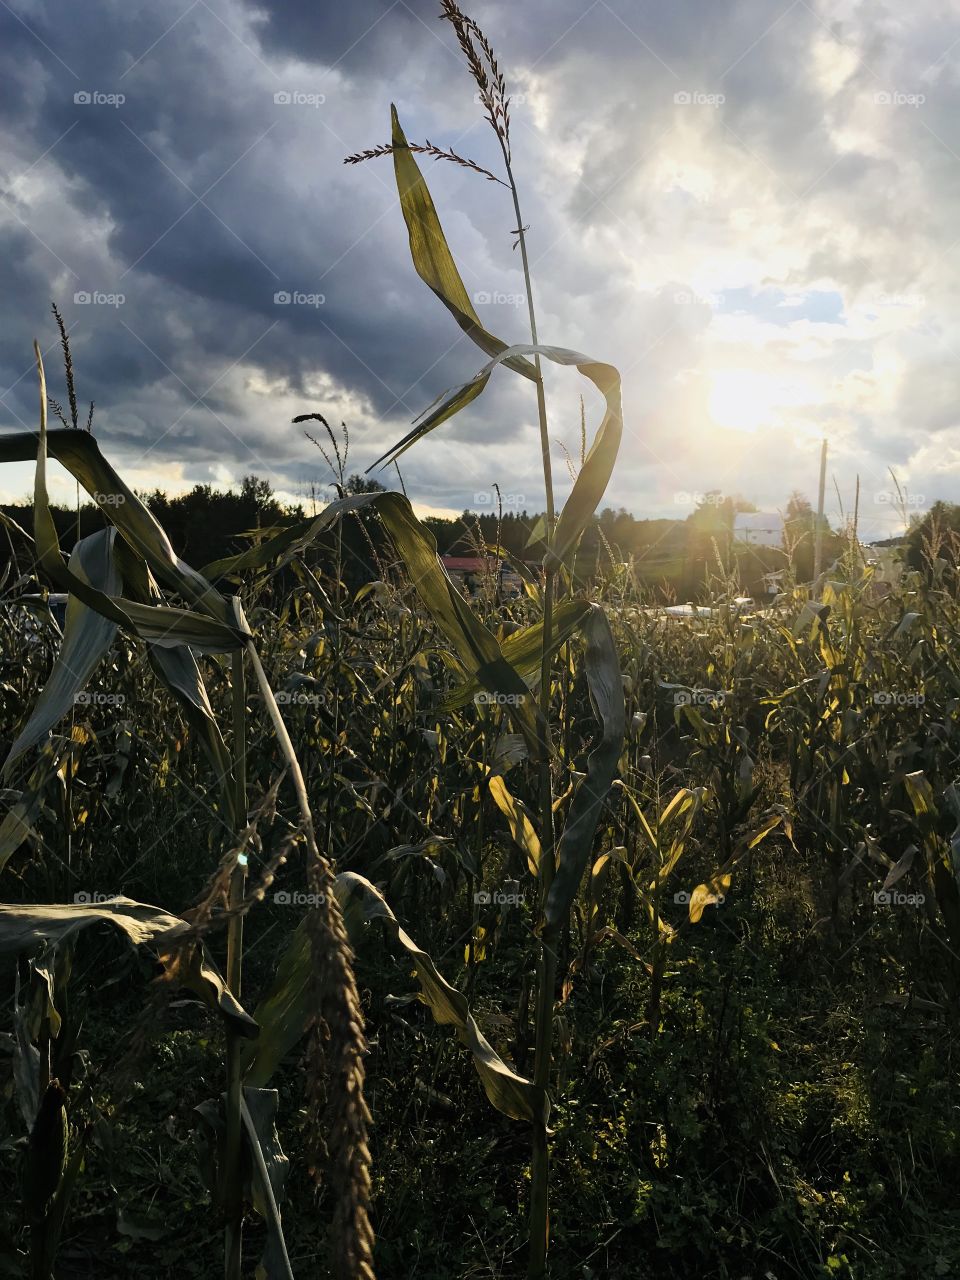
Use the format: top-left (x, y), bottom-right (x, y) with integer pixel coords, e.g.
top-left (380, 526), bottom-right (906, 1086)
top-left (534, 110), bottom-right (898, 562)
top-left (1, 0), bottom-right (959, 541)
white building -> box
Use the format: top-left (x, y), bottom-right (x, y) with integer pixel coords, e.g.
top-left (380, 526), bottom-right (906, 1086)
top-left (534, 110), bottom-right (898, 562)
top-left (733, 512), bottom-right (785, 548)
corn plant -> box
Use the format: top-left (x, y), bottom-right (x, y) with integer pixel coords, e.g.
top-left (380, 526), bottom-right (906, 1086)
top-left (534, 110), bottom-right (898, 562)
top-left (0, 342), bottom-right (377, 1280)
top-left (343, 4), bottom-right (628, 1272)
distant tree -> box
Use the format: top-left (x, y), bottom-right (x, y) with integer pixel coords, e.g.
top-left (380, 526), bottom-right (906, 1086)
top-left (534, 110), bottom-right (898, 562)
top-left (344, 474), bottom-right (386, 495)
top-left (240, 475), bottom-right (274, 513)
top-left (905, 500), bottom-right (960, 572)
top-left (782, 490), bottom-right (842, 580)
top-left (785, 491), bottom-right (813, 521)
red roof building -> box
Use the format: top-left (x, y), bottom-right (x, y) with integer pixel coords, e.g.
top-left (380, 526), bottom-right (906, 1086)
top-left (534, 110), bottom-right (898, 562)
top-left (440, 556), bottom-right (500, 573)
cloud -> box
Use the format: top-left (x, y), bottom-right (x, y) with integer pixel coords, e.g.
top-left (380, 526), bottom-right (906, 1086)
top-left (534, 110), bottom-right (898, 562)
top-left (0, 0), bottom-right (957, 537)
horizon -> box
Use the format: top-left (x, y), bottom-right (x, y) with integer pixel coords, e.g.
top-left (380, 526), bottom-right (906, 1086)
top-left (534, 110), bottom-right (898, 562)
top-left (0, 471), bottom-right (922, 546)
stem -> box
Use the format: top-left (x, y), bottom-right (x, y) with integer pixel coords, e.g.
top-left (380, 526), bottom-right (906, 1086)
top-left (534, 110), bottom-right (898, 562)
top-left (30, 1218), bottom-right (53, 1280)
top-left (224, 647), bottom-right (247, 1280)
top-left (323, 488), bottom-right (344, 859)
top-left (500, 144), bottom-right (557, 1280)
top-left (468, 716), bottom-right (489, 998)
top-left (501, 156), bottom-right (553, 529)
top-left (227, 647), bottom-right (248, 980)
top-left (246, 637), bottom-right (374, 1277)
top-left (240, 1094), bottom-right (296, 1280)
top-left (35, 1133), bottom-right (87, 1280)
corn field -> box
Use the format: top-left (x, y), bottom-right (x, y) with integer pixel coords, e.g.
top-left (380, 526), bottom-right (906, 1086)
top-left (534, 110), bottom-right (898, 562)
top-left (2, 6), bottom-right (960, 1280)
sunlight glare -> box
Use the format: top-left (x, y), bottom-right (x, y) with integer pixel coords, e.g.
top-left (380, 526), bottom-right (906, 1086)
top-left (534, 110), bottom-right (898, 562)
top-left (708, 368), bottom-right (804, 433)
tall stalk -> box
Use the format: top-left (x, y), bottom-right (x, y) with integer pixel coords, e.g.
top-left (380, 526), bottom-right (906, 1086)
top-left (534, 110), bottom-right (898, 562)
top-left (303, 416), bottom-right (348, 861)
top-left (496, 108), bottom-right (559, 1280)
top-left (223, 645), bottom-right (247, 1279)
top-left (245, 637), bottom-right (376, 1280)
top-left (429, 6), bottom-right (561, 1268)
top-left (349, 7), bottom-right (622, 1268)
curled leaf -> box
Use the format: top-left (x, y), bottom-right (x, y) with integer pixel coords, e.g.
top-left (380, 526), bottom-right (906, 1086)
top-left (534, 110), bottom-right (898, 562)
top-left (337, 872), bottom-right (545, 1125)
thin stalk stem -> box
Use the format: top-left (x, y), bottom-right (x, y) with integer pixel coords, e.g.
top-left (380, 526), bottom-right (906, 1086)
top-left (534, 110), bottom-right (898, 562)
top-left (245, 631), bottom-right (376, 1280)
top-left (500, 142), bottom-right (558, 1280)
top-left (323, 492), bottom-right (344, 858)
top-left (224, 647), bottom-right (247, 1280)
top-left (468, 716), bottom-right (489, 997)
top-left (240, 1095), bottom-right (296, 1280)
top-left (227, 646), bottom-right (248, 984)
top-left (501, 151), bottom-right (554, 529)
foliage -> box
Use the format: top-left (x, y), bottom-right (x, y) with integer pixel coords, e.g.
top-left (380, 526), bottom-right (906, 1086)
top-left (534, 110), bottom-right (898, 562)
top-left (1, 6), bottom-right (957, 1280)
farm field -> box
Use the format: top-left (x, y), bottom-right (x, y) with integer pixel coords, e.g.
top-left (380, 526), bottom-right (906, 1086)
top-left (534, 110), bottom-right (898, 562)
top-left (2, 456), bottom-right (959, 1279)
top-left (2, 2), bottom-right (959, 1279)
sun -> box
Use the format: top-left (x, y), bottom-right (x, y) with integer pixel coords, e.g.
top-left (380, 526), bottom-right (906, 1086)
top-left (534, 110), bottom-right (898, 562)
top-left (707, 369), bottom-right (787, 433)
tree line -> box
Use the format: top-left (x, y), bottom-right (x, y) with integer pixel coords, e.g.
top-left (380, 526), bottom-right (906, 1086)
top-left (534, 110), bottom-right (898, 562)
top-left (2, 478), bottom-right (941, 602)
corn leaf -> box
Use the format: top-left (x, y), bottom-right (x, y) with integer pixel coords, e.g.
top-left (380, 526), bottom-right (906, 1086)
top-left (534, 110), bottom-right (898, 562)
top-left (0, 752), bottom-right (60, 873)
top-left (337, 872), bottom-right (545, 1124)
top-left (237, 919), bottom-right (311, 1087)
top-left (24, 360), bottom-right (245, 652)
top-left (390, 105), bottom-right (536, 381)
top-left (199, 493), bottom-right (383, 581)
top-left (242, 1090), bottom-right (293, 1280)
top-left (5, 528), bottom-right (120, 772)
top-left (201, 490), bottom-right (547, 751)
top-left (545, 607), bottom-right (625, 928)
top-left (438, 599), bottom-right (591, 711)
top-left (113, 538), bottom-right (235, 820)
top-left (241, 871), bottom-right (546, 1120)
top-left (367, 343), bottom-right (622, 569)
top-left (488, 775), bottom-right (541, 874)
top-left (688, 873), bottom-right (731, 923)
top-left (194, 1089), bottom-right (293, 1280)
top-left (0, 899), bottom-right (256, 1038)
top-left (0, 418), bottom-right (233, 627)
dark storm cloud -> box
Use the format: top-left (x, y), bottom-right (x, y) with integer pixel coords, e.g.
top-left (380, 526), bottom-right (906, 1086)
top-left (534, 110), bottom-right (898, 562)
top-left (0, 0), bottom-right (957, 518)
top-left (250, 0), bottom-right (432, 72)
top-left (0, 0), bottom-right (515, 470)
